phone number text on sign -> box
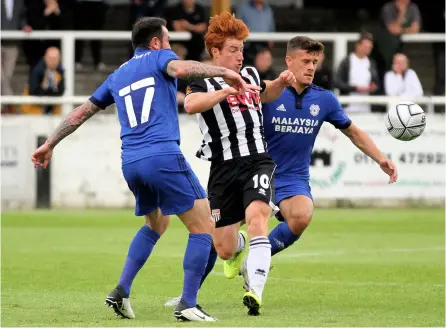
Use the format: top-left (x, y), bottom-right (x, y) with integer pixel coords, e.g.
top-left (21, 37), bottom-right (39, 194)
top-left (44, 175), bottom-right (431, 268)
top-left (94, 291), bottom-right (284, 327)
top-left (354, 152), bottom-right (445, 165)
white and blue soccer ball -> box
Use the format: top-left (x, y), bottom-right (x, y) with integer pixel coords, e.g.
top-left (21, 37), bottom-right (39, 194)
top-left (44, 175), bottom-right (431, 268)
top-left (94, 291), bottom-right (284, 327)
top-left (385, 101), bottom-right (426, 141)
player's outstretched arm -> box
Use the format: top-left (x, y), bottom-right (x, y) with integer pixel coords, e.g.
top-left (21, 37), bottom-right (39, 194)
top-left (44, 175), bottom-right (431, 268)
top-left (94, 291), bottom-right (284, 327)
top-left (341, 123), bottom-right (398, 183)
top-left (46, 100), bottom-right (101, 149)
top-left (184, 88), bottom-right (239, 114)
top-left (31, 100), bottom-right (101, 168)
top-left (261, 70), bottom-right (296, 103)
top-left (166, 60), bottom-right (261, 94)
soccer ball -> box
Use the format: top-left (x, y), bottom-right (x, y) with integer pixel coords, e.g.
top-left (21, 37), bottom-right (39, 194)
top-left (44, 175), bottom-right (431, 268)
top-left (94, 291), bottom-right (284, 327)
top-left (385, 101), bottom-right (426, 141)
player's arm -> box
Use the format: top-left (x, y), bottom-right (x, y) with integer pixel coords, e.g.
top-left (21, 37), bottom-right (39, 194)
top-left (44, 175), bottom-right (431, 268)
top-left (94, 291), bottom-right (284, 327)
top-left (342, 124), bottom-right (397, 183)
top-left (260, 70), bottom-right (296, 103)
top-left (184, 88), bottom-right (236, 114)
top-left (45, 101), bottom-right (101, 149)
top-left (326, 93), bottom-right (398, 183)
top-left (165, 60), bottom-right (260, 93)
top-left (341, 123), bottom-right (386, 164)
top-left (31, 77), bottom-right (114, 169)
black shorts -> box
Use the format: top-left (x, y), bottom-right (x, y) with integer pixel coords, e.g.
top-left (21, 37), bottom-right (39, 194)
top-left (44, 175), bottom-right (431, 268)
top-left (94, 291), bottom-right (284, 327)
top-left (208, 153), bottom-right (276, 228)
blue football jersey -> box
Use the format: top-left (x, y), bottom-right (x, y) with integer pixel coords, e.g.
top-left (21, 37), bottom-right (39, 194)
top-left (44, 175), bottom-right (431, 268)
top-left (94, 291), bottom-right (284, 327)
top-left (90, 47), bottom-right (180, 164)
top-left (263, 85), bottom-right (352, 180)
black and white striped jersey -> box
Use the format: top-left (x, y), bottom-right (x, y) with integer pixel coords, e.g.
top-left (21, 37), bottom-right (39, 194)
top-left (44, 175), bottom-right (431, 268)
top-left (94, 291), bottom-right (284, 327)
top-left (186, 66), bottom-right (268, 162)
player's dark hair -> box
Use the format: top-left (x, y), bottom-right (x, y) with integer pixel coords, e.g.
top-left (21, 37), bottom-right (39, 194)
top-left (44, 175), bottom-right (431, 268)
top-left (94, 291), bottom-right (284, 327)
top-left (132, 17), bottom-right (167, 50)
top-left (286, 36), bottom-right (324, 55)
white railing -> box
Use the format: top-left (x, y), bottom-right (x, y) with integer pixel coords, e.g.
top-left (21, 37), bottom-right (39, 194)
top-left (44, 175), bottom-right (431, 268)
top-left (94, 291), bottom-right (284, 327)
top-left (1, 31), bottom-right (445, 113)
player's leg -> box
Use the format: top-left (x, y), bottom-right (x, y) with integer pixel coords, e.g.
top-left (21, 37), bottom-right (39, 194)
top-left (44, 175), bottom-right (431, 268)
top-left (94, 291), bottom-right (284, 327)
top-left (242, 200), bottom-right (272, 315)
top-left (156, 154), bottom-right (217, 321)
top-left (164, 222), bottom-right (242, 308)
top-left (241, 157), bottom-right (276, 315)
top-left (268, 181), bottom-right (313, 256)
top-left (209, 159), bottom-right (249, 279)
top-left (105, 158), bottom-right (168, 319)
top-left (106, 209), bottom-right (170, 319)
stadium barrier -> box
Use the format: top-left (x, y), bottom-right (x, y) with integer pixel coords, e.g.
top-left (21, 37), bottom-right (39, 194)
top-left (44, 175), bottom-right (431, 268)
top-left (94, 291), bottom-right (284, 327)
top-left (1, 31), bottom-right (445, 209)
top-left (2, 112), bottom-right (444, 209)
top-left (1, 31), bottom-right (445, 114)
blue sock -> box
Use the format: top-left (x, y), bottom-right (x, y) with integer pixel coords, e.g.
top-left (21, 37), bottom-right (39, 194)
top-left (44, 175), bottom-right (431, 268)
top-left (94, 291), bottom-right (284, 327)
top-left (182, 233), bottom-right (212, 307)
top-left (118, 225), bottom-right (160, 296)
top-left (268, 222), bottom-right (300, 256)
top-left (200, 246), bottom-right (217, 288)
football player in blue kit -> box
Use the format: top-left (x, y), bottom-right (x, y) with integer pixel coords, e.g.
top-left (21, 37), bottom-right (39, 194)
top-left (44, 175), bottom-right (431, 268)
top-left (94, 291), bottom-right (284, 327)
top-left (245, 36), bottom-right (398, 277)
top-left (31, 17), bottom-right (260, 322)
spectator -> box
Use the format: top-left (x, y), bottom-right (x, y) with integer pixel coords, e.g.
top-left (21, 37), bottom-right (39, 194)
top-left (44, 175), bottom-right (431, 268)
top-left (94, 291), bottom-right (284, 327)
top-left (313, 52), bottom-right (333, 90)
top-left (27, 47), bottom-right (65, 114)
top-left (171, 43), bottom-right (188, 113)
top-left (167, 0), bottom-right (207, 61)
top-left (254, 48), bottom-right (276, 81)
top-left (1, 0), bottom-right (32, 99)
top-left (384, 53), bottom-right (423, 98)
top-left (131, 0), bottom-right (166, 21)
top-left (22, 0), bottom-right (68, 69)
top-left (334, 32), bottom-right (379, 113)
top-left (373, 0), bottom-right (421, 82)
top-left (236, 0), bottom-right (275, 65)
top-left (127, 0), bottom-right (167, 59)
top-left (75, 0), bottom-right (109, 71)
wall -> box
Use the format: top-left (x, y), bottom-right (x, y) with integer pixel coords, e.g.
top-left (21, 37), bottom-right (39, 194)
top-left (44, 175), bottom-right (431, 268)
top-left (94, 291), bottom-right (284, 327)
top-left (1, 113), bottom-right (444, 209)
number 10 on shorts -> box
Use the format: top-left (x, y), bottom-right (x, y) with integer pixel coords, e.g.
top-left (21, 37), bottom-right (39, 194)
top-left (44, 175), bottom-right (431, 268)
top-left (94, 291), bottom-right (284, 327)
top-left (252, 174), bottom-right (270, 189)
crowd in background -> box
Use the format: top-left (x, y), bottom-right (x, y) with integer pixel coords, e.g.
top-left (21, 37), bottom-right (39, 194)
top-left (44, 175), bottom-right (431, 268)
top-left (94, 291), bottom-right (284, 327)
top-left (1, 0), bottom-right (444, 114)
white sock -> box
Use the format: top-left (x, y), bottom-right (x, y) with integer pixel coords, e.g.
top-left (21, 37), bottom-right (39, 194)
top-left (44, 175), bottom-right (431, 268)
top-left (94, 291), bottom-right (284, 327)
top-left (246, 236), bottom-right (271, 300)
top-left (235, 231), bottom-right (246, 254)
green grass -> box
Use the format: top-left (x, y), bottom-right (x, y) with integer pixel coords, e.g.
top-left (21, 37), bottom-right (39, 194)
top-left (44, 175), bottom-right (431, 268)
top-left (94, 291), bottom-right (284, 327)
top-left (2, 208), bottom-right (445, 327)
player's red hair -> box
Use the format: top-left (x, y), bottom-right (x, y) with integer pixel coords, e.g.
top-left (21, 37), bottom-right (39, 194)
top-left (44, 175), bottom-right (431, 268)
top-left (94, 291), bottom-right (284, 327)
top-left (205, 12), bottom-right (250, 57)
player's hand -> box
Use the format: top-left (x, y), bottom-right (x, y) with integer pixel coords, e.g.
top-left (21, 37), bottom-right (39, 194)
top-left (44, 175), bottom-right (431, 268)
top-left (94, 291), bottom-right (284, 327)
top-left (31, 143), bottom-right (53, 169)
top-left (379, 158), bottom-right (398, 184)
top-left (224, 86), bottom-right (240, 96)
top-left (278, 70), bottom-right (296, 87)
top-left (222, 69), bottom-right (261, 94)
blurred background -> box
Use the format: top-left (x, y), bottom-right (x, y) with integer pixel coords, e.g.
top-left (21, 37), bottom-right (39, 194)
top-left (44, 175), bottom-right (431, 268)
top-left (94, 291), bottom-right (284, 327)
top-left (1, 0), bottom-right (445, 209)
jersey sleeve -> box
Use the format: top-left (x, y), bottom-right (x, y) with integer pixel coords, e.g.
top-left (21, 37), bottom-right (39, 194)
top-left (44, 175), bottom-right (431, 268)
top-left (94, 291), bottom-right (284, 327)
top-left (89, 75), bottom-right (114, 109)
top-left (157, 49), bottom-right (180, 75)
top-left (241, 66), bottom-right (267, 93)
top-left (185, 79), bottom-right (208, 96)
top-left (325, 92), bottom-right (352, 129)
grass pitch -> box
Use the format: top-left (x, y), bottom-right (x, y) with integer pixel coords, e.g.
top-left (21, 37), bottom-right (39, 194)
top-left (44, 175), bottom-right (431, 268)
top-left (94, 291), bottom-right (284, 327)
top-left (2, 208), bottom-right (444, 327)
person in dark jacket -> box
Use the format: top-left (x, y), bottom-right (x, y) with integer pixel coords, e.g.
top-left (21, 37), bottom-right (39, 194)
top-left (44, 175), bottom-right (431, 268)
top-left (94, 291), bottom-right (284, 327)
top-left (29, 46), bottom-right (65, 114)
top-left (334, 32), bottom-right (379, 113)
top-left (313, 51), bottom-right (332, 90)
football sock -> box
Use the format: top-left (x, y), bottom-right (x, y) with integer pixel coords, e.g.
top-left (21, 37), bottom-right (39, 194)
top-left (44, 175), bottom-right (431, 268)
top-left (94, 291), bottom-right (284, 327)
top-left (118, 225), bottom-right (160, 296)
top-left (235, 231), bottom-right (246, 254)
top-left (247, 236), bottom-right (271, 299)
top-left (268, 222), bottom-right (301, 256)
top-left (182, 233), bottom-right (212, 307)
top-left (200, 245), bottom-right (217, 287)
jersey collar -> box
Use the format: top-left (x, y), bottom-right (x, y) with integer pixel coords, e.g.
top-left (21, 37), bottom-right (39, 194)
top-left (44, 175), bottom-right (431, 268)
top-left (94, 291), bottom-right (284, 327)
top-left (134, 46), bottom-right (152, 54)
top-left (287, 84), bottom-right (311, 109)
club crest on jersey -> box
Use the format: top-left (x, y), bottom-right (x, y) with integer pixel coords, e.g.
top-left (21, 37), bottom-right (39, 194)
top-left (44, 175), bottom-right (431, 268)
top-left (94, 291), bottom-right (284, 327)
top-left (211, 209), bottom-right (221, 222)
top-left (310, 104), bottom-right (320, 117)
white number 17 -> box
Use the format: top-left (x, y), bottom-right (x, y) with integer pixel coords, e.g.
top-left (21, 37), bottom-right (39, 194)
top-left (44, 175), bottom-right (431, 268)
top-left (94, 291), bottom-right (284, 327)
top-left (118, 77), bottom-right (155, 128)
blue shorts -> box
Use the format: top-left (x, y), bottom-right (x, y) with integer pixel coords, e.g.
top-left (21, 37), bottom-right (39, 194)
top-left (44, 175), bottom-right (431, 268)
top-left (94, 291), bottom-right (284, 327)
top-left (274, 177), bottom-right (313, 221)
top-left (122, 154), bottom-right (207, 216)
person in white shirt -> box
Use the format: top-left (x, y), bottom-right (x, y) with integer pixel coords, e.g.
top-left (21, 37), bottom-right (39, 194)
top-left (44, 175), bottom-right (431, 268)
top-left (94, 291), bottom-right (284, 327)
top-left (384, 53), bottom-right (423, 99)
top-left (334, 32), bottom-right (380, 113)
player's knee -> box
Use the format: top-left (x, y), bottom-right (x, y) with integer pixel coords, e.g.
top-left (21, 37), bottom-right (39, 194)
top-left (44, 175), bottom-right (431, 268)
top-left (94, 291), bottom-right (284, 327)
top-left (145, 212), bottom-right (170, 236)
top-left (245, 200), bottom-right (271, 237)
top-left (287, 210), bottom-right (312, 235)
top-left (215, 245), bottom-right (236, 260)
